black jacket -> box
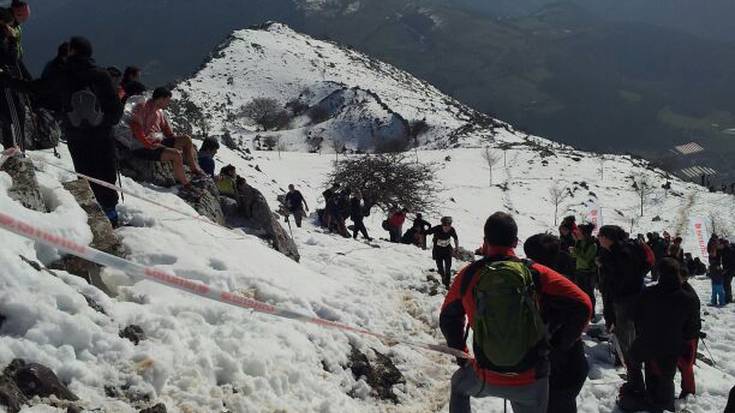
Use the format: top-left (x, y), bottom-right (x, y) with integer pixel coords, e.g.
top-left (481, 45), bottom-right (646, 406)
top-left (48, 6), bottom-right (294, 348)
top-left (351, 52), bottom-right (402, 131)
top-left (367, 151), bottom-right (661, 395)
top-left (349, 197), bottom-right (364, 221)
top-left (632, 281), bottom-right (697, 360)
top-left (722, 245), bottom-right (735, 272)
top-left (599, 242), bottom-right (644, 302)
top-left (681, 282), bottom-right (701, 340)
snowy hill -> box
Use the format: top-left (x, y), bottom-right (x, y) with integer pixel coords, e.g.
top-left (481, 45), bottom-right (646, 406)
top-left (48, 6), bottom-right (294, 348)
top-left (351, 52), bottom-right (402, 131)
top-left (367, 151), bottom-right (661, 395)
top-left (2, 22), bottom-right (735, 413)
top-left (174, 22), bottom-right (505, 153)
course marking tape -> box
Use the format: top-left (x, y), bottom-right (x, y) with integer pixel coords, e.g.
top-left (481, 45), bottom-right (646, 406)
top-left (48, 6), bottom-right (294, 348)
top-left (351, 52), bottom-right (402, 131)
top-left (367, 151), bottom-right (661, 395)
top-left (0, 211), bottom-right (470, 359)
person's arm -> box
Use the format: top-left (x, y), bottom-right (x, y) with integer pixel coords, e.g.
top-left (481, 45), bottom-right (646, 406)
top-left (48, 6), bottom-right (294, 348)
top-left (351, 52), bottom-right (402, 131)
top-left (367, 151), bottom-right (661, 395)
top-left (452, 228), bottom-right (459, 248)
top-left (301, 193), bottom-right (309, 211)
top-left (425, 225), bottom-right (438, 236)
top-left (161, 115), bottom-right (176, 139)
top-left (440, 267), bottom-right (470, 353)
top-left (96, 72), bottom-right (123, 126)
top-left (535, 263), bottom-right (592, 350)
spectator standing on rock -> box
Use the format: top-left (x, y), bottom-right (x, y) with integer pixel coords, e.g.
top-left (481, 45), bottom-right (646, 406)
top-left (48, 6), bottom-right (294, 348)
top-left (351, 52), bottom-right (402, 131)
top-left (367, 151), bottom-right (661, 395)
top-left (349, 190), bottom-right (371, 241)
top-left (0, 8), bottom-right (26, 149)
top-left (559, 216), bottom-right (576, 251)
top-left (216, 164), bottom-right (237, 197)
top-left (42, 37), bottom-right (123, 226)
top-left (721, 239), bottom-right (735, 303)
top-left (668, 236), bottom-right (684, 263)
top-left (119, 66), bottom-right (142, 102)
top-left (41, 42), bottom-right (69, 80)
top-left (197, 137), bottom-right (219, 177)
top-left (412, 213), bottom-right (432, 249)
top-left (571, 223), bottom-right (598, 317)
top-left (426, 217), bottom-right (459, 288)
top-left (321, 183), bottom-right (340, 231)
top-left (285, 184), bottom-right (309, 228)
top-left (440, 212), bottom-right (590, 413)
top-left (524, 233), bottom-right (591, 413)
top-left (128, 86), bottom-right (204, 192)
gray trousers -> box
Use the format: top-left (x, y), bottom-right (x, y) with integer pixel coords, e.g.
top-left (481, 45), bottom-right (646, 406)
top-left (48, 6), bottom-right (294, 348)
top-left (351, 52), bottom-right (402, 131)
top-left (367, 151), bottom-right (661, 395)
top-left (449, 365), bottom-right (549, 413)
top-left (614, 298), bottom-right (637, 369)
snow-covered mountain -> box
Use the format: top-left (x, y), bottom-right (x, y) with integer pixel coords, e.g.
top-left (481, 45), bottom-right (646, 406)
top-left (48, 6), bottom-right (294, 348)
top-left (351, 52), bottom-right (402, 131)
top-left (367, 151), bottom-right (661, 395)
top-left (2, 22), bottom-right (735, 413)
top-left (174, 22), bottom-right (505, 153)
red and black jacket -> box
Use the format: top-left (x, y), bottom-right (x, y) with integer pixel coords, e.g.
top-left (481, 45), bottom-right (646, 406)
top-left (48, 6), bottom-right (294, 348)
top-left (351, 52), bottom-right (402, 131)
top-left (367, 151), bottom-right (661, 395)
top-left (440, 246), bottom-right (591, 386)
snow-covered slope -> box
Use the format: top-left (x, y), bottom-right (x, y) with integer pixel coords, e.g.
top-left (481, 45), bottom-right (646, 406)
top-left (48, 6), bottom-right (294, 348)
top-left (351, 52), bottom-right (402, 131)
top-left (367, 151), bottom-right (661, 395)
top-left (174, 22), bottom-right (503, 152)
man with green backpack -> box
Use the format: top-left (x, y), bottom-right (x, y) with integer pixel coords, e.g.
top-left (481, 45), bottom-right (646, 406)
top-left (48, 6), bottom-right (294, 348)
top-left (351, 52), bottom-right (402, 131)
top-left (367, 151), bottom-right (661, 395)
top-left (440, 212), bottom-right (592, 413)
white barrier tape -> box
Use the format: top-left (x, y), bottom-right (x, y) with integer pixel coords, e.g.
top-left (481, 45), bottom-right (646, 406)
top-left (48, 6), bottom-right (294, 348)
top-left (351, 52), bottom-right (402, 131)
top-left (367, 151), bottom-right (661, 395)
top-left (0, 212), bottom-right (470, 359)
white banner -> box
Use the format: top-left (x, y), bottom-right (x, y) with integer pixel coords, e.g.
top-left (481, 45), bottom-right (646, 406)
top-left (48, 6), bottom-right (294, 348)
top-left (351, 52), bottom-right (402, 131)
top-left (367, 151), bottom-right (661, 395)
top-left (586, 204), bottom-right (602, 235)
top-left (691, 217), bottom-right (709, 260)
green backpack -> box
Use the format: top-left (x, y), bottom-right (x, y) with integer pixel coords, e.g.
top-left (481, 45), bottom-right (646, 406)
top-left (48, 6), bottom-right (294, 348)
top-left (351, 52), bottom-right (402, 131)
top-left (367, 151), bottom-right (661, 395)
top-left (472, 260), bottom-right (546, 369)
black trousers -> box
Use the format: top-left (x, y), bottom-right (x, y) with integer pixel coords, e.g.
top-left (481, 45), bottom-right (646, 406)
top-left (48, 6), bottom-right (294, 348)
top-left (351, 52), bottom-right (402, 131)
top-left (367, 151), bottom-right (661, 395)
top-left (575, 270), bottom-right (597, 316)
top-left (66, 130), bottom-right (119, 210)
top-left (434, 247), bottom-right (453, 286)
top-left (352, 218), bottom-right (369, 240)
top-left (724, 271), bottom-right (733, 303)
top-left (628, 355), bottom-right (677, 412)
top-left (548, 340), bottom-right (588, 413)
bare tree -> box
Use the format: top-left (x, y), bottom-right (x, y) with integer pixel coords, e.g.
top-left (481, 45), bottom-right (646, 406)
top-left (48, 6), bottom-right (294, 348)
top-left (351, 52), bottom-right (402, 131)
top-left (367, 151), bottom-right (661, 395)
top-left (240, 98), bottom-right (291, 131)
top-left (482, 147), bottom-right (501, 186)
top-left (548, 182), bottom-right (568, 226)
top-left (326, 153), bottom-right (440, 213)
top-left (633, 177), bottom-right (653, 217)
top-left (276, 141), bottom-right (287, 160)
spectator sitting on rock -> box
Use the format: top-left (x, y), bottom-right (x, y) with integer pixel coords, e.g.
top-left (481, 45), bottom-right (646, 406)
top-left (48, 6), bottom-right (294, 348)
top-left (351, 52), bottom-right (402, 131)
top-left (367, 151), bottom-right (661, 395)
top-left (198, 137), bottom-right (219, 177)
top-left (217, 164), bottom-right (237, 198)
top-left (128, 86), bottom-right (204, 192)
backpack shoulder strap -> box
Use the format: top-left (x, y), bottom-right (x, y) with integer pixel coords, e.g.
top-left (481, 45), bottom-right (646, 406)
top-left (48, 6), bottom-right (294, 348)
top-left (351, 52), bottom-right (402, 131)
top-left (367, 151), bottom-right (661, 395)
top-left (460, 256), bottom-right (539, 296)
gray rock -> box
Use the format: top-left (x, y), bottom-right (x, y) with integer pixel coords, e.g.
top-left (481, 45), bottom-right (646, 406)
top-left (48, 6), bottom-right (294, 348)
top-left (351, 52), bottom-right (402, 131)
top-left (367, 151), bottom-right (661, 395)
top-left (139, 403), bottom-right (167, 413)
top-left (348, 347), bottom-right (405, 403)
top-left (119, 325), bottom-right (146, 345)
top-left (186, 175), bottom-right (225, 225)
top-left (4, 359), bottom-right (78, 402)
top-left (228, 182), bottom-right (300, 262)
top-left (1, 156), bottom-right (46, 212)
top-left (117, 145), bottom-right (176, 188)
top-left (0, 374), bottom-right (27, 413)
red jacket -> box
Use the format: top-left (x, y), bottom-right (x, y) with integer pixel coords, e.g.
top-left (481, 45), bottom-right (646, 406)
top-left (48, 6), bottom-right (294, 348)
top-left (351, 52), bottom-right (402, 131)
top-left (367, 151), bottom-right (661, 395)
top-left (440, 246), bottom-right (591, 386)
top-left (388, 212), bottom-right (406, 229)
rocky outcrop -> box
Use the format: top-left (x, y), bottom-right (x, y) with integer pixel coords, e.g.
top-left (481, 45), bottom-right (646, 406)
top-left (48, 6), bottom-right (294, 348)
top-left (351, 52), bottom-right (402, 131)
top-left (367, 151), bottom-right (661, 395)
top-left (0, 359), bottom-right (79, 412)
top-left (348, 347), bottom-right (405, 403)
top-left (1, 156), bottom-right (46, 212)
top-left (226, 182), bottom-right (300, 262)
top-left (116, 145), bottom-right (225, 225)
top-left (48, 179), bottom-right (124, 296)
top-left (119, 325), bottom-right (146, 345)
top-left (140, 403), bottom-right (167, 413)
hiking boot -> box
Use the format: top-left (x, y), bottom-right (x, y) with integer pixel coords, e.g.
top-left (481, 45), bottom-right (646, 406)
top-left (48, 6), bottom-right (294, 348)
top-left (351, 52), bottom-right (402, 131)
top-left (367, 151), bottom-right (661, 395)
top-left (104, 207), bottom-right (119, 229)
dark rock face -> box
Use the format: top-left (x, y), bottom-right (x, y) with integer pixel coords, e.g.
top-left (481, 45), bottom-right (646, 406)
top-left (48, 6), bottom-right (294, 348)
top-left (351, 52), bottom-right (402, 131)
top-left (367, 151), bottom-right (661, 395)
top-left (139, 402), bottom-right (167, 413)
top-left (4, 359), bottom-right (79, 402)
top-left (117, 145), bottom-right (225, 225)
top-left (226, 182), bottom-right (300, 262)
top-left (1, 156), bottom-right (46, 212)
top-left (0, 374), bottom-right (27, 413)
top-left (348, 347), bottom-right (405, 403)
top-left (119, 325), bottom-right (146, 345)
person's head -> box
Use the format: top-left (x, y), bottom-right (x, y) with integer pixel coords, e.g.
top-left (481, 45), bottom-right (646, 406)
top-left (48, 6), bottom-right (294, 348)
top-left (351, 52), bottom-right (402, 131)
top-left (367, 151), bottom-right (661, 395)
top-left (123, 66), bottom-right (141, 83)
top-left (151, 87), bottom-right (173, 109)
top-left (200, 137), bottom-right (220, 155)
top-left (523, 233), bottom-right (560, 268)
top-left (578, 223), bottom-right (595, 240)
top-left (657, 257), bottom-right (682, 289)
top-left (0, 8), bottom-right (14, 27)
top-left (559, 226), bottom-right (570, 237)
top-left (288, 184), bottom-right (295, 192)
top-left (69, 36), bottom-right (93, 59)
top-left (441, 216), bottom-right (453, 230)
top-left (106, 66), bottom-right (122, 84)
top-left (416, 213), bottom-right (423, 220)
top-left (220, 164), bottom-right (236, 178)
top-left (674, 237), bottom-right (683, 245)
top-left (483, 212), bottom-right (518, 248)
top-left (646, 232), bottom-right (653, 241)
top-left (11, 1), bottom-right (29, 24)
top-left (663, 231), bottom-right (671, 240)
top-left (56, 42), bottom-right (70, 60)
top-left (598, 225), bottom-right (625, 250)
top-left (124, 80), bottom-right (146, 98)
top-left (684, 252), bottom-right (693, 260)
